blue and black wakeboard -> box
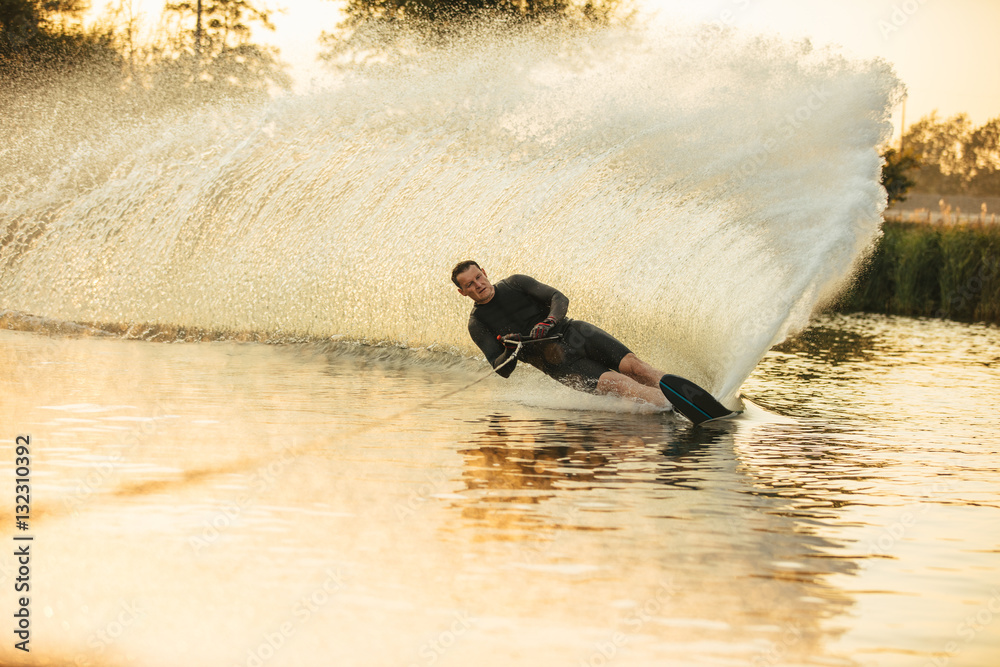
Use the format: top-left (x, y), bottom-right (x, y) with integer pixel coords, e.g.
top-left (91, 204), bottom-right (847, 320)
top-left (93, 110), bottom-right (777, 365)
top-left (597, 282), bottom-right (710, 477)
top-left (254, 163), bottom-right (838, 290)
top-left (659, 374), bottom-right (739, 425)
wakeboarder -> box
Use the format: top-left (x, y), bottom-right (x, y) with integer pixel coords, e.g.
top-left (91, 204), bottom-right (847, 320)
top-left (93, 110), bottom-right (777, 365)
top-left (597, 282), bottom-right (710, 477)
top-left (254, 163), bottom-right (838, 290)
top-left (452, 260), bottom-right (669, 407)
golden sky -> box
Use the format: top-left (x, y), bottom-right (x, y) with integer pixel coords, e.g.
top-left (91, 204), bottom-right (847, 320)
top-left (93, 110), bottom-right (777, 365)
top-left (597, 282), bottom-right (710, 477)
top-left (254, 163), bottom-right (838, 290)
top-left (644, 0), bottom-right (1000, 129)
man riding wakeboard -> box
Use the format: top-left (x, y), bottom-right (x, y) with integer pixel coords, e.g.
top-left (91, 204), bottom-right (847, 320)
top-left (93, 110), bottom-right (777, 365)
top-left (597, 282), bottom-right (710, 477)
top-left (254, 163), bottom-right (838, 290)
top-left (452, 260), bottom-right (669, 408)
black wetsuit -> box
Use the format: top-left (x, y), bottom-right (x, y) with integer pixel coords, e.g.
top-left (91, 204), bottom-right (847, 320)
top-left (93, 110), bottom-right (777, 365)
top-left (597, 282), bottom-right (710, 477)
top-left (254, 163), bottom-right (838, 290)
top-left (467, 275), bottom-right (632, 393)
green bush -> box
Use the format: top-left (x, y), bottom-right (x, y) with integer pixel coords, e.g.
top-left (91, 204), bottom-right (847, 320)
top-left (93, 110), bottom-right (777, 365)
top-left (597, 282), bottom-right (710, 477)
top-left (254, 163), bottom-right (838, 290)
top-left (836, 221), bottom-right (1000, 324)
top-left (890, 223), bottom-right (941, 316)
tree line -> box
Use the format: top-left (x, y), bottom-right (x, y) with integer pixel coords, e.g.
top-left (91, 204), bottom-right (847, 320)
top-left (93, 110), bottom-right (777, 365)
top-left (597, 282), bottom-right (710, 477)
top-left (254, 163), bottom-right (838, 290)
top-left (1, 1), bottom-right (994, 203)
top-left (900, 113), bottom-right (1000, 198)
top-left (881, 113), bottom-right (1000, 206)
top-left (1, 0), bottom-right (629, 101)
top-left (0, 0), bottom-right (291, 104)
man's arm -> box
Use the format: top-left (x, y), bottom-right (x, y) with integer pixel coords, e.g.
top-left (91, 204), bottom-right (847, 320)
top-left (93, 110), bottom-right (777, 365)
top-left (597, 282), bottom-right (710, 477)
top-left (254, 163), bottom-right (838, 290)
top-left (507, 274), bottom-right (569, 322)
top-left (468, 316), bottom-right (517, 378)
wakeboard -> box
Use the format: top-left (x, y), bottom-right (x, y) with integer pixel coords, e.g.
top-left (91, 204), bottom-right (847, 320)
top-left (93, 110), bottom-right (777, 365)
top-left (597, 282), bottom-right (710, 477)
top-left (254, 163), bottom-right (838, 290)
top-left (659, 374), bottom-right (738, 425)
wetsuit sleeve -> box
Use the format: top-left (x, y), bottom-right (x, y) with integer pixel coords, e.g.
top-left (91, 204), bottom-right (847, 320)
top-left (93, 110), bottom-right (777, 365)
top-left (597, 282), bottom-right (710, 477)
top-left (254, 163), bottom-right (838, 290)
top-left (507, 274), bottom-right (569, 322)
top-left (468, 315), bottom-right (517, 378)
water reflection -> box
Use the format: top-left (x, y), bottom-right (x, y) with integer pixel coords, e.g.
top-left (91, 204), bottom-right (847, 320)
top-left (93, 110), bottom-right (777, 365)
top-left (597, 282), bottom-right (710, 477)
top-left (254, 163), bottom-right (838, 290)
top-left (456, 413), bottom-right (726, 496)
top-left (772, 322), bottom-right (882, 365)
top-left (444, 410), bottom-right (861, 664)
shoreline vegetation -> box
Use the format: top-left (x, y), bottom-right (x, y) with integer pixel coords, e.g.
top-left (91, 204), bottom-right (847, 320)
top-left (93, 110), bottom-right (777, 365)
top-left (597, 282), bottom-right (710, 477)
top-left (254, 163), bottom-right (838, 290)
top-left (834, 219), bottom-right (1000, 324)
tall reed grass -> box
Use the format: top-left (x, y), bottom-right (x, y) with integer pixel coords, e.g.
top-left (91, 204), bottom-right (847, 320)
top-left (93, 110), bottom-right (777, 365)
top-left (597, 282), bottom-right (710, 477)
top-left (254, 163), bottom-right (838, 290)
top-left (836, 221), bottom-right (1000, 323)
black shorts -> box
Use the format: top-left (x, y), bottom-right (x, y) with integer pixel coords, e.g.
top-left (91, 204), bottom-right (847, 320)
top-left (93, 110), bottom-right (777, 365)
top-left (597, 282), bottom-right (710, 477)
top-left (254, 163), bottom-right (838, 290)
top-left (521, 319), bottom-right (632, 393)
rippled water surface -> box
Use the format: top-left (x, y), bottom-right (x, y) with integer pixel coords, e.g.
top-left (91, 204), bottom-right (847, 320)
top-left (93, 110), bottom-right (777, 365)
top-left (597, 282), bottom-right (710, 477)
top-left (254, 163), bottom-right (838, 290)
top-left (1, 313), bottom-right (998, 667)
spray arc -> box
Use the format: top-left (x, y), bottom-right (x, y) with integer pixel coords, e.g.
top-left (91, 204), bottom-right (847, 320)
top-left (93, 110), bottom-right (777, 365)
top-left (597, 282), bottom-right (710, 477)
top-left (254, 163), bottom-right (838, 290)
top-left (0, 26), bottom-right (902, 404)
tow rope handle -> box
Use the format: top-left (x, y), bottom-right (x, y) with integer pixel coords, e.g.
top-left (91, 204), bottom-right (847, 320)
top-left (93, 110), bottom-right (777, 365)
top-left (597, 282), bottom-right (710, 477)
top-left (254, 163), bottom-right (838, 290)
top-left (495, 333), bottom-right (562, 370)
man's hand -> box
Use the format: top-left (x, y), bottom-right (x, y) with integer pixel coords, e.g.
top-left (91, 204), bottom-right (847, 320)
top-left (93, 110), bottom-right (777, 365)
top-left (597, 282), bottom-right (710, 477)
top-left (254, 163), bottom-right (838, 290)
top-left (530, 317), bottom-right (557, 339)
top-left (498, 333), bottom-right (523, 349)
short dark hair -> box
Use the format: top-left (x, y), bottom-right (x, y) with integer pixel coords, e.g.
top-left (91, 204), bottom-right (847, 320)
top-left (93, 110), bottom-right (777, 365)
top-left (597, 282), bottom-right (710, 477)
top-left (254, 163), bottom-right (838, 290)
top-left (451, 260), bottom-right (481, 287)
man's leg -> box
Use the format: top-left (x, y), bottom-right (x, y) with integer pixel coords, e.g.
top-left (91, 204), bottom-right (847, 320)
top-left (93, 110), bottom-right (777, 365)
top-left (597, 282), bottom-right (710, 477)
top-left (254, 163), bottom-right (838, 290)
top-left (617, 352), bottom-right (664, 387)
top-left (596, 370), bottom-right (668, 407)
top-left (562, 322), bottom-right (667, 406)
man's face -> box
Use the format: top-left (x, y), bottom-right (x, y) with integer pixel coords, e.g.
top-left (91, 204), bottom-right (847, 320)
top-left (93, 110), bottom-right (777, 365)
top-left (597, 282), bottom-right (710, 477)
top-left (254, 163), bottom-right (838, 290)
top-left (456, 265), bottom-right (495, 304)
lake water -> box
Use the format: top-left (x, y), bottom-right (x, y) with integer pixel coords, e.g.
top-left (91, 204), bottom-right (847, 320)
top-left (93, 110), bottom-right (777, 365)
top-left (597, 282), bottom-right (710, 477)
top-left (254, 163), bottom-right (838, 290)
top-left (2, 312), bottom-right (998, 667)
top-left (2, 21), bottom-right (993, 666)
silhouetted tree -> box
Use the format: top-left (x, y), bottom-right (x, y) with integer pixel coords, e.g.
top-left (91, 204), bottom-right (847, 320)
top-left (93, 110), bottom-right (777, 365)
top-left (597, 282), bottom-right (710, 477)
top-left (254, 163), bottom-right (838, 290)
top-left (902, 112), bottom-right (970, 194)
top-left (0, 1), bottom-right (134, 212)
top-left (320, 0), bottom-right (633, 66)
top-left (881, 147), bottom-right (919, 206)
top-left (1, 0), bottom-right (120, 74)
top-left (964, 117), bottom-right (1000, 196)
top-left (150, 0), bottom-right (290, 103)
top-left (340, 0), bottom-right (626, 24)
top-left (0, 0), bottom-right (42, 48)
top-left (901, 112), bottom-right (1000, 196)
